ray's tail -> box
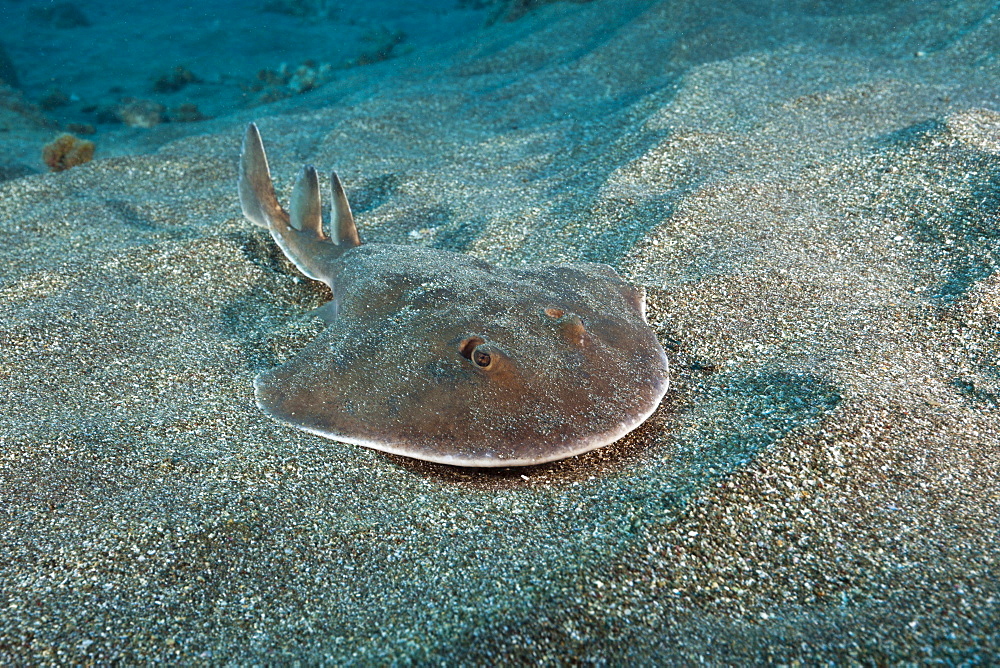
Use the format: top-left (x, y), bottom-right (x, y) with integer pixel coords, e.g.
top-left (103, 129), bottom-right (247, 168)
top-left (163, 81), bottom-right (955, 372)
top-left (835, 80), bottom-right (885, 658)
top-left (238, 122), bottom-right (361, 285)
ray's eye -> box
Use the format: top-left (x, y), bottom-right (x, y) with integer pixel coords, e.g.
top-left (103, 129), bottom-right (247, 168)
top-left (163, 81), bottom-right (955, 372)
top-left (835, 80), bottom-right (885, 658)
top-left (544, 307), bottom-right (565, 319)
top-left (458, 336), bottom-right (495, 370)
top-left (459, 336), bottom-right (484, 360)
top-left (472, 348), bottom-right (492, 368)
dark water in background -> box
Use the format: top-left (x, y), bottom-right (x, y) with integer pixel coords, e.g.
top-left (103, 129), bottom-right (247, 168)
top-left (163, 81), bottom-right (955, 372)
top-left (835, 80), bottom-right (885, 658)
top-left (1, 0), bottom-right (995, 162)
top-left (0, 0), bottom-right (490, 144)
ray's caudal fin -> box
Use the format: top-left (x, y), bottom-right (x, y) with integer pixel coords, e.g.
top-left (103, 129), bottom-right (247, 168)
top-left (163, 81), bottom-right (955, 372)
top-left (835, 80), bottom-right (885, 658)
top-left (238, 122), bottom-right (361, 285)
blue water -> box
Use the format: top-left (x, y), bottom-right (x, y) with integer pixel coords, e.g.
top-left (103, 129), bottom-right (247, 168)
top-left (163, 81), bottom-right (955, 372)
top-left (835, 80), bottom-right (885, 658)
top-left (1, 0), bottom-right (486, 133)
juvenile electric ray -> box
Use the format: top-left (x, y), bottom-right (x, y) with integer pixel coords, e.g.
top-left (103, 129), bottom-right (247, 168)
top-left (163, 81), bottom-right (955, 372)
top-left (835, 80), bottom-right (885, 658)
top-left (238, 122), bottom-right (669, 466)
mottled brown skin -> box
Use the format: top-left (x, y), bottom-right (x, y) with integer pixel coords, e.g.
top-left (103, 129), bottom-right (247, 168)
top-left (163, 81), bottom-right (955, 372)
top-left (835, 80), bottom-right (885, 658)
top-left (239, 123), bottom-right (669, 466)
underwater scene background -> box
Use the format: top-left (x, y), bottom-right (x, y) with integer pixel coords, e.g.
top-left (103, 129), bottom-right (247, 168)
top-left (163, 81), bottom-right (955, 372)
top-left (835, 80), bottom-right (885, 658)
top-left (1, 0), bottom-right (999, 663)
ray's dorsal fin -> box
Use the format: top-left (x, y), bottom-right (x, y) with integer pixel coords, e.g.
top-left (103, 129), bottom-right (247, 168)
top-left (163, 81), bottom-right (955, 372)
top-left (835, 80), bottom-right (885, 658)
top-left (330, 171), bottom-right (361, 248)
top-left (238, 122), bottom-right (359, 286)
top-left (290, 166), bottom-right (325, 237)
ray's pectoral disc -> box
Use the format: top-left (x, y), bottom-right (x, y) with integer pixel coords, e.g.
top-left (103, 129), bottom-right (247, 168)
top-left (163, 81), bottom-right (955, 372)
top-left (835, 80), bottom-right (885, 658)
top-left (239, 123), bottom-right (669, 467)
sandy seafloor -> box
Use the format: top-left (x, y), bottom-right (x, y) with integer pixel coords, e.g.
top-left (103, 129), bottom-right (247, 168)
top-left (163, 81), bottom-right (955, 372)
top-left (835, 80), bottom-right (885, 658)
top-left (1, 0), bottom-right (1000, 663)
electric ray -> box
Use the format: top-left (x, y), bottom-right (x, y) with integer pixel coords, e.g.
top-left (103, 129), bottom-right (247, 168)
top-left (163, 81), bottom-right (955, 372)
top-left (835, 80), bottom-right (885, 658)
top-left (238, 123), bottom-right (669, 466)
